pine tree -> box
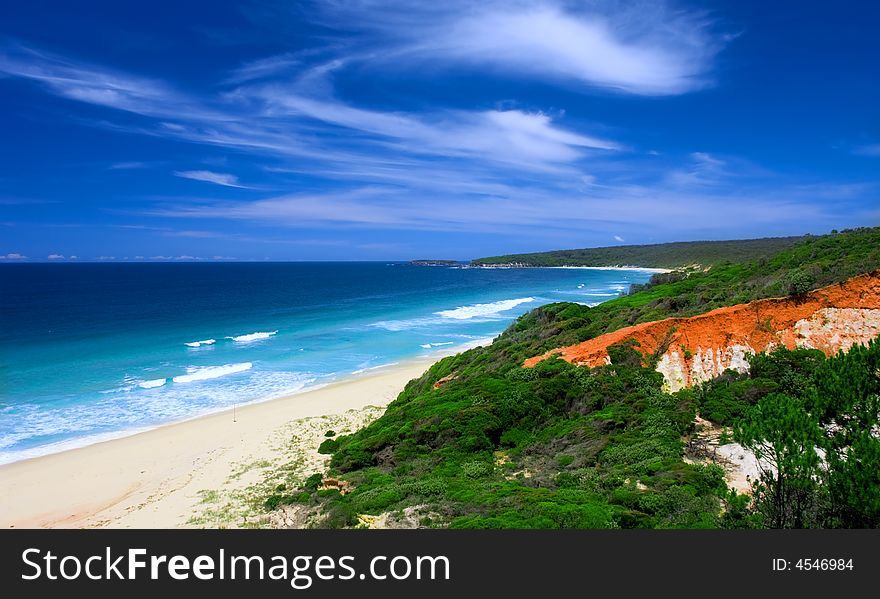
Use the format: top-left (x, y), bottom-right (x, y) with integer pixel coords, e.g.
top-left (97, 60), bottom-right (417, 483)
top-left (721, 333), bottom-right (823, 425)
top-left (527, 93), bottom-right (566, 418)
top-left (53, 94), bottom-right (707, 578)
top-left (734, 392), bottom-right (824, 528)
top-left (812, 337), bottom-right (880, 527)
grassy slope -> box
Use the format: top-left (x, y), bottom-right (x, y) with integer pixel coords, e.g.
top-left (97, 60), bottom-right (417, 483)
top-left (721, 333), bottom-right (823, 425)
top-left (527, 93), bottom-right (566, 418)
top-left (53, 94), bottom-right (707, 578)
top-left (265, 227), bottom-right (880, 528)
top-left (472, 236), bottom-right (807, 268)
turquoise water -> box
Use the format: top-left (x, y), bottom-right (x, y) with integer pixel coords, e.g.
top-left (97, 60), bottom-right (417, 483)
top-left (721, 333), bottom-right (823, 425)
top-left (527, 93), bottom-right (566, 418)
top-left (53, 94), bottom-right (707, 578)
top-left (0, 262), bottom-right (653, 464)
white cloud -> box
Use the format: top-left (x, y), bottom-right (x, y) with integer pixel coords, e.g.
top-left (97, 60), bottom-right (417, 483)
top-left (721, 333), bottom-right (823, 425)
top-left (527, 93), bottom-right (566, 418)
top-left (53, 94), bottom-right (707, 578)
top-left (47, 254), bottom-right (65, 260)
top-left (256, 84), bottom-right (620, 168)
top-left (0, 40), bottom-right (622, 176)
top-left (149, 172), bottom-right (872, 239)
top-left (1, 252), bottom-right (27, 260)
top-left (690, 151), bottom-right (725, 168)
top-left (225, 52), bottom-right (302, 84)
top-left (174, 170), bottom-right (246, 188)
top-left (614, 235), bottom-right (625, 242)
top-left (69, 255), bottom-right (78, 259)
top-left (0, 44), bottom-right (226, 122)
top-left (108, 161), bottom-right (148, 170)
top-left (665, 151), bottom-right (730, 188)
top-left (309, 0), bottom-right (724, 95)
top-left (5, 14), bottom-right (874, 247)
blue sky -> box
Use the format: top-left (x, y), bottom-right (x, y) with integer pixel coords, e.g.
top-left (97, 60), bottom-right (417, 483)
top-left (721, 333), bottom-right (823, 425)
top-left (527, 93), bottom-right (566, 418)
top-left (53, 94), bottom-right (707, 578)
top-left (1, 0), bottom-right (878, 261)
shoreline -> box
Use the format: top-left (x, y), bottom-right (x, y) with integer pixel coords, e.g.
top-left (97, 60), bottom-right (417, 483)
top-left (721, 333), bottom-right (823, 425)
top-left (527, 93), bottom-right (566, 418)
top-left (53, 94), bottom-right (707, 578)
top-left (0, 337), bottom-right (492, 468)
top-left (471, 264), bottom-right (672, 273)
top-left (547, 265), bottom-right (672, 273)
top-left (0, 340), bottom-right (488, 529)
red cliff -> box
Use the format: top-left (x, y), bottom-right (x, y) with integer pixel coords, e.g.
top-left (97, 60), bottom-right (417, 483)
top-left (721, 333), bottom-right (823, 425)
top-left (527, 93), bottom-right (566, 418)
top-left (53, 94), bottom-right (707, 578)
top-left (524, 271), bottom-right (880, 391)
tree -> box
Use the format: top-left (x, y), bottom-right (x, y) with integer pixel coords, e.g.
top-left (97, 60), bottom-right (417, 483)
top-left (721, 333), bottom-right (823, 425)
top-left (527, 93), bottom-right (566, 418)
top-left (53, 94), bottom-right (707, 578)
top-left (783, 268), bottom-right (815, 296)
top-left (734, 392), bottom-right (824, 528)
top-left (811, 337), bottom-right (880, 527)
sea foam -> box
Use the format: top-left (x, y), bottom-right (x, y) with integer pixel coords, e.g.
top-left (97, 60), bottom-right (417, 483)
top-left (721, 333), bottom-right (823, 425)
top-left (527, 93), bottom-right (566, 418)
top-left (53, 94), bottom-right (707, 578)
top-left (172, 362), bottom-right (253, 383)
top-left (185, 339), bottom-right (216, 347)
top-left (139, 378), bottom-right (167, 389)
top-left (226, 331), bottom-right (277, 343)
top-left (434, 297), bottom-right (535, 320)
top-left (419, 341), bottom-right (455, 349)
top-left (373, 298), bottom-right (537, 331)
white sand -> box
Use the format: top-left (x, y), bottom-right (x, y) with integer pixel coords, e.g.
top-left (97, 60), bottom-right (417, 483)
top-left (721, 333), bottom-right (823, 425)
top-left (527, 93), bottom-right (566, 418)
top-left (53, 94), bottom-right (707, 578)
top-left (0, 353), bottom-right (463, 529)
top-left (548, 266), bottom-right (673, 273)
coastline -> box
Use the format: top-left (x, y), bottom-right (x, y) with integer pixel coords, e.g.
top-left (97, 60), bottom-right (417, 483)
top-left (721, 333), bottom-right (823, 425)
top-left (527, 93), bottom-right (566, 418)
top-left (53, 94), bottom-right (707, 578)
top-left (471, 264), bottom-right (672, 273)
top-left (547, 266), bottom-right (672, 273)
top-left (0, 340), bottom-right (489, 529)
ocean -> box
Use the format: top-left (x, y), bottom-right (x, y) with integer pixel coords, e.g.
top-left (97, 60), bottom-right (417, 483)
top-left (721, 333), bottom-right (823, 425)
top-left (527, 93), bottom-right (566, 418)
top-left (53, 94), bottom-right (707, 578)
top-left (0, 262), bottom-right (654, 464)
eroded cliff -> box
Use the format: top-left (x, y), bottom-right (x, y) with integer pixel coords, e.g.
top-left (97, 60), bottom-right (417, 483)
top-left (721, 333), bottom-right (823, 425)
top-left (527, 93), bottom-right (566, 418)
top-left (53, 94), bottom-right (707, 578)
top-left (524, 271), bottom-right (880, 391)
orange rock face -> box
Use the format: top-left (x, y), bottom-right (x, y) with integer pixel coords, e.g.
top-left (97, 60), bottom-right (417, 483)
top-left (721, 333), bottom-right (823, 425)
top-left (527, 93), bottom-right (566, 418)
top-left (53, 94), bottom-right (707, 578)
top-left (524, 271), bottom-right (880, 391)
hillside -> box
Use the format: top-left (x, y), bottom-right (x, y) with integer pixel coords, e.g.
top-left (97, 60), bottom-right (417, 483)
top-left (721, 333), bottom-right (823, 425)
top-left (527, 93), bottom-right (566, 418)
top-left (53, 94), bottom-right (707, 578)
top-left (525, 271), bottom-right (880, 391)
top-left (472, 236), bottom-right (807, 268)
top-left (260, 227), bottom-right (880, 529)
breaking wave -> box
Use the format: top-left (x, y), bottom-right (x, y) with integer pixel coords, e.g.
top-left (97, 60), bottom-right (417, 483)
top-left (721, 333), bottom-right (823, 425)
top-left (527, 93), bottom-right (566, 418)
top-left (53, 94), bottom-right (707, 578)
top-left (226, 331), bottom-right (277, 343)
top-left (185, 339), bottom-right (216, 347)
top-left (172, 362), bottom-right (253, 384)
top-left (434, 297), bottom-right (535, 320)
top-left (138, 378), bottom-right (167, 389)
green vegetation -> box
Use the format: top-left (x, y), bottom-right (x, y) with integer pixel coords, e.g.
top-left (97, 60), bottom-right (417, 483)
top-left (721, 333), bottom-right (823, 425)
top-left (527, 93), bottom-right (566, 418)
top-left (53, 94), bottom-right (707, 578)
top-left (695, 339), bottom-right (880, 528)
top-left (472, 235), bottom-right (808, 268)
top-left (262, 228), bottom-right (880, 528)
top-left (410, 260), bottom-right (463, 267)
top-left (271, 347), bottom-right (727, 529)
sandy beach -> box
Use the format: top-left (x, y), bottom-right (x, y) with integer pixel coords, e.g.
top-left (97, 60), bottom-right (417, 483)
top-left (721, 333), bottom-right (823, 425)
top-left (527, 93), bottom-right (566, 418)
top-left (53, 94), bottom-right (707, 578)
top-left (0, 354), bottom-right (454, 529)
top-left (548, 266), bottom-right (673, 273)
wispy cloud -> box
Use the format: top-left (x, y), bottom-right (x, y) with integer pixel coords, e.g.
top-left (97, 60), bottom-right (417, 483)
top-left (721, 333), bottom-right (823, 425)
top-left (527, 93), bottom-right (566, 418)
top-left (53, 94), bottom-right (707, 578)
top-left (0, 43), bottom-right (227, 122)
top-left (1, 4), bottom-right (874, 256)
top-left (148, 172), bottom-right (877, 239)
top-left (852, 144), bottom-right (880, 157)
top-left (224, 52), bottom-right (302, 84)
top-left (47, 253), bottom-right (65, 260)
top-left (173, 170), bottom-right (248, 188)
top-left (305, 0), bottom-right (726, 95)
top-left (0, 252), bottom-right (28, 260)
top-left (664, 151), bottom-right (730, 188)
top-left (0, 39), bottom-right (618, 174)
top-left (108, 161), bottom-right (149, 170)
top-left (249, 80), bottom-right (621, 168)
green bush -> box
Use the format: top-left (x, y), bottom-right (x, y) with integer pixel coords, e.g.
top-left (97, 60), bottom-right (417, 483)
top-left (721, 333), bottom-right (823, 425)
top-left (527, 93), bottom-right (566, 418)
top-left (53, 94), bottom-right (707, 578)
top-left (303, 473), bottom-right (323, 491)
top-left (460, 460), bottom-right (492, 478)
top-left (783, 268), bottom-right (815, 296)
top-left (318, 438), bottom-right (339, 454)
